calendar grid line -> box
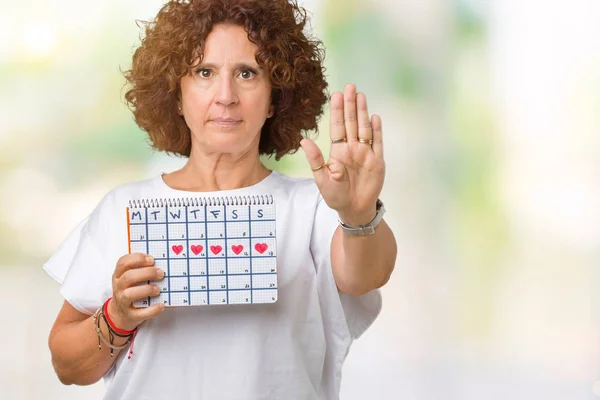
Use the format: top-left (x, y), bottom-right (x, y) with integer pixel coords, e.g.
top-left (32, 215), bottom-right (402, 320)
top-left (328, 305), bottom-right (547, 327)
top-left (204, 204), bottom-right (210, 304)
top-left (163, 287), bottom-right (279, 293)
top-left (130, 219), bottom-right (276, 225)
top-left (159, 271), bottom-right (277, 278)
top-left (185, 205), bottom-right (191, 306)
top-left (224, 204), bottom-right (229, 304)
top-left (151, 256), bottom-right (277, 260)
top-left (131, 235), bottom-right (277, 242)
top-left (159, 272), bottom-right (277, 280)
top-left (145, 207), bottom-right (150, 307)
top-left (248, 204), bottom-right (253, 303)
top-left (165, 205), bottom-right (171, 305)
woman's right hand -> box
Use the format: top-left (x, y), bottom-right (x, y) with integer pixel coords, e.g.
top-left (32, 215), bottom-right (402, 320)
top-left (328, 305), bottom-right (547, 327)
top-left (108, 253), bottom-right (166, 331)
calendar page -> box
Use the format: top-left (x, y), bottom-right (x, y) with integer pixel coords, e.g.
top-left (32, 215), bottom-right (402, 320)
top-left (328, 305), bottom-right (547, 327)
top-left (127, 195), bottom-right (277, 307)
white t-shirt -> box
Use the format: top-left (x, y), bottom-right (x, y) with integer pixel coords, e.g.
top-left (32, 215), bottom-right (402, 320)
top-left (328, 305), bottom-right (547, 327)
top-left (43, 170), bottom-right (382, 400)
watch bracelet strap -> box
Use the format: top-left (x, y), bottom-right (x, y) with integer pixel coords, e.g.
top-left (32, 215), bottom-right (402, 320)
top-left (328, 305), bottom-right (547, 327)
top-left (338, 199), bottom-right (385, 236)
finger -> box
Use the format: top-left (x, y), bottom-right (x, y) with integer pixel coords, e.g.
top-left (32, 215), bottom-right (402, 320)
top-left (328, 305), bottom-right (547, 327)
top-left (344, 84), bottom-right (358, 142)
top-left (329, 92), bottom-right (345, 142)
top-left (121, 283), bottom-right (161, 305)
top-left (108, 289), bottom-right (164, 330)
top-left (300, 138), bottom-right (328, 181)
top-left (372, 114), bottom-right (383, 158)
top-left (114, 253), bottom-right (155, 279)
top-left (130, 303), bottom-right (166, 320)
top-left (357, 92), bottom-right (373, 142)
top-left (117, 266), bottom-right (165, 291)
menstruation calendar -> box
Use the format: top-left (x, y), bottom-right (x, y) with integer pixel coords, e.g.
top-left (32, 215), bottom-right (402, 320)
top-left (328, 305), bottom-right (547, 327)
top-left (127, 195), bottom-right (277, 307)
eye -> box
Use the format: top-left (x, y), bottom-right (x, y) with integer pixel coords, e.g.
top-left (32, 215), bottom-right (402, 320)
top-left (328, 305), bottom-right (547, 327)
top-left (239, 69), bottom-right (256, 80)
top-left (197, 68), bottom-right (212, 79)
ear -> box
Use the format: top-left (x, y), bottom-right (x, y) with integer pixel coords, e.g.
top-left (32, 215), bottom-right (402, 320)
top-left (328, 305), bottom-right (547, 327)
top-left (267, 104), bottom-right (275, 118)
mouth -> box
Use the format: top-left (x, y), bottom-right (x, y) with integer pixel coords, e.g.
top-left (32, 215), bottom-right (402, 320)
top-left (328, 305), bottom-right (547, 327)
top-left (210, 118), bottom-right (242, 126)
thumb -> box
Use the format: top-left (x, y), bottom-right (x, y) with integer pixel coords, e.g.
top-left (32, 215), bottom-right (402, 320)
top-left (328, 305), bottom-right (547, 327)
top-left (300, 138), bottom-right (328, 179)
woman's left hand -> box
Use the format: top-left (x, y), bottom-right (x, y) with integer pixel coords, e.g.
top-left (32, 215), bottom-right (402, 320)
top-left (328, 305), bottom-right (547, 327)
top-left (301, 84), bottom-right (385, 226)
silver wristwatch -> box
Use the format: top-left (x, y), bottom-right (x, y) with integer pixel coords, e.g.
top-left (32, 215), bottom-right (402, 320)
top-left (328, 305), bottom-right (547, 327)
top-left (339, 199), bottom-right (386, 236)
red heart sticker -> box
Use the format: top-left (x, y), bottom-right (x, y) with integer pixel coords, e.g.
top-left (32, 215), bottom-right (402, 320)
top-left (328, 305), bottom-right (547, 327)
top-left (191, 245), bottom-right (203, 255)
top-left (254, 243), bottom-right (268, 254)
top-left (172, 245), bottom-right (184, 255)
top-left (232, 245), bottom-right (243, 255)
top-left (210, 245), bottom-right (223, 255)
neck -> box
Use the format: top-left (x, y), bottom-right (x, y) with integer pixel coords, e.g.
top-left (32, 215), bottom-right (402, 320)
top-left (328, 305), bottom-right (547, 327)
top-left (165, 146), bottom-right (270, 192)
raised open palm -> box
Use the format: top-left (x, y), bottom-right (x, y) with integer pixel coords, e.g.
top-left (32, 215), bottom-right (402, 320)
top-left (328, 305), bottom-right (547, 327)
top-left (301, 84), bottom-right (385, 226)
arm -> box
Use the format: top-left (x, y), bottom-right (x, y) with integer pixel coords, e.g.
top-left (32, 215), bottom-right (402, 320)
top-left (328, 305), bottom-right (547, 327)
top-left (302, 83), bottom-right (396, 296)
top-left (331, 219), bottom-right (397, 296)
top-left (48, 253), bottom-right (164, 385)
top-left (49, 301), bottom-right (128, 385)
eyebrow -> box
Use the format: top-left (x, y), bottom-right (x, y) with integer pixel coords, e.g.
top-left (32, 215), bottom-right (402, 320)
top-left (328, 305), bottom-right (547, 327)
top-left (197, 62), bottom-right (260, 71)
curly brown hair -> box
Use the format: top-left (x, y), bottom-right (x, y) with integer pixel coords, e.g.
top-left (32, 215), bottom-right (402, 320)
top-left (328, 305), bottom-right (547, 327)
top-left (123, 0), bottom-right (328, 160)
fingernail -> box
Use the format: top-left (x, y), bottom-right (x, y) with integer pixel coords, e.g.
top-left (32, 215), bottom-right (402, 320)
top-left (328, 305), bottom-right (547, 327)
top-left (146, 256), bottom-right (154, 264)
top-left (156, 268), bottom-right (165, 279)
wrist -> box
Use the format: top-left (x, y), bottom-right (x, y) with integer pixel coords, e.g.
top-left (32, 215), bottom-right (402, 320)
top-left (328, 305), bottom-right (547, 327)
top-left (93, 299), bottom-right (137, 358)
top-left (338, 199), bottom-right (386, 236)
top-left (337, 206), bottom-right (377, 227)
top-left (105, 298), bottom-right (138, 333)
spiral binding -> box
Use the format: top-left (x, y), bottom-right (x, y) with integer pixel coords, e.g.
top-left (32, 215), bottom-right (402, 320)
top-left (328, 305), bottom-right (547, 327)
top-left (128, 195), bottom-right (274, 209)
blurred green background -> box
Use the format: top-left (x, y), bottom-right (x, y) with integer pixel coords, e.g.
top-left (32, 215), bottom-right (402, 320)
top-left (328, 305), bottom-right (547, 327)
top-left (1, 0), bottom-right (599, 399)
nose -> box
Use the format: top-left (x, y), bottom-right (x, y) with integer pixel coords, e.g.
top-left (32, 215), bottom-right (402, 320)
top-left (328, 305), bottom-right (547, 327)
top-left (215, 76), bottom-right (238, 106)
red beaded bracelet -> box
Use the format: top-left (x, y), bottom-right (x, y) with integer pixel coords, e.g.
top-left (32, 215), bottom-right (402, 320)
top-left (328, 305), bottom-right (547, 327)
top-left (103, 297), bottom-right (137, 336)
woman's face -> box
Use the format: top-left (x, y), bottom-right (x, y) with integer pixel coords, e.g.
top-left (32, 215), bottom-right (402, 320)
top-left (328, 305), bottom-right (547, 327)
top-left (179, 24), bottom-right (273, 157)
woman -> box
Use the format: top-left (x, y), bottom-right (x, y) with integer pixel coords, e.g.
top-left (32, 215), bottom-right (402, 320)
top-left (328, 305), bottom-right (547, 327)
top-left (44, 0), bottom-right (397, 399)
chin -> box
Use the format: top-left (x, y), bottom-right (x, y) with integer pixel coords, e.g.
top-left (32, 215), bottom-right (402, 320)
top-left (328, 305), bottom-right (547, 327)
top-left (203, 137), bottom-right (255, 155)
top-left (192, 127), bottom-right (259, 155)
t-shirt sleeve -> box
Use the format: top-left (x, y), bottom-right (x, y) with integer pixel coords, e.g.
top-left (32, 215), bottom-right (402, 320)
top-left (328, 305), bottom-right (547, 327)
top-left (310, 195), bottom-right (382, 340)
top-left (42, 217), bottom-right (89, 284)
top-left (42, 199), bottom-right (113, 315)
